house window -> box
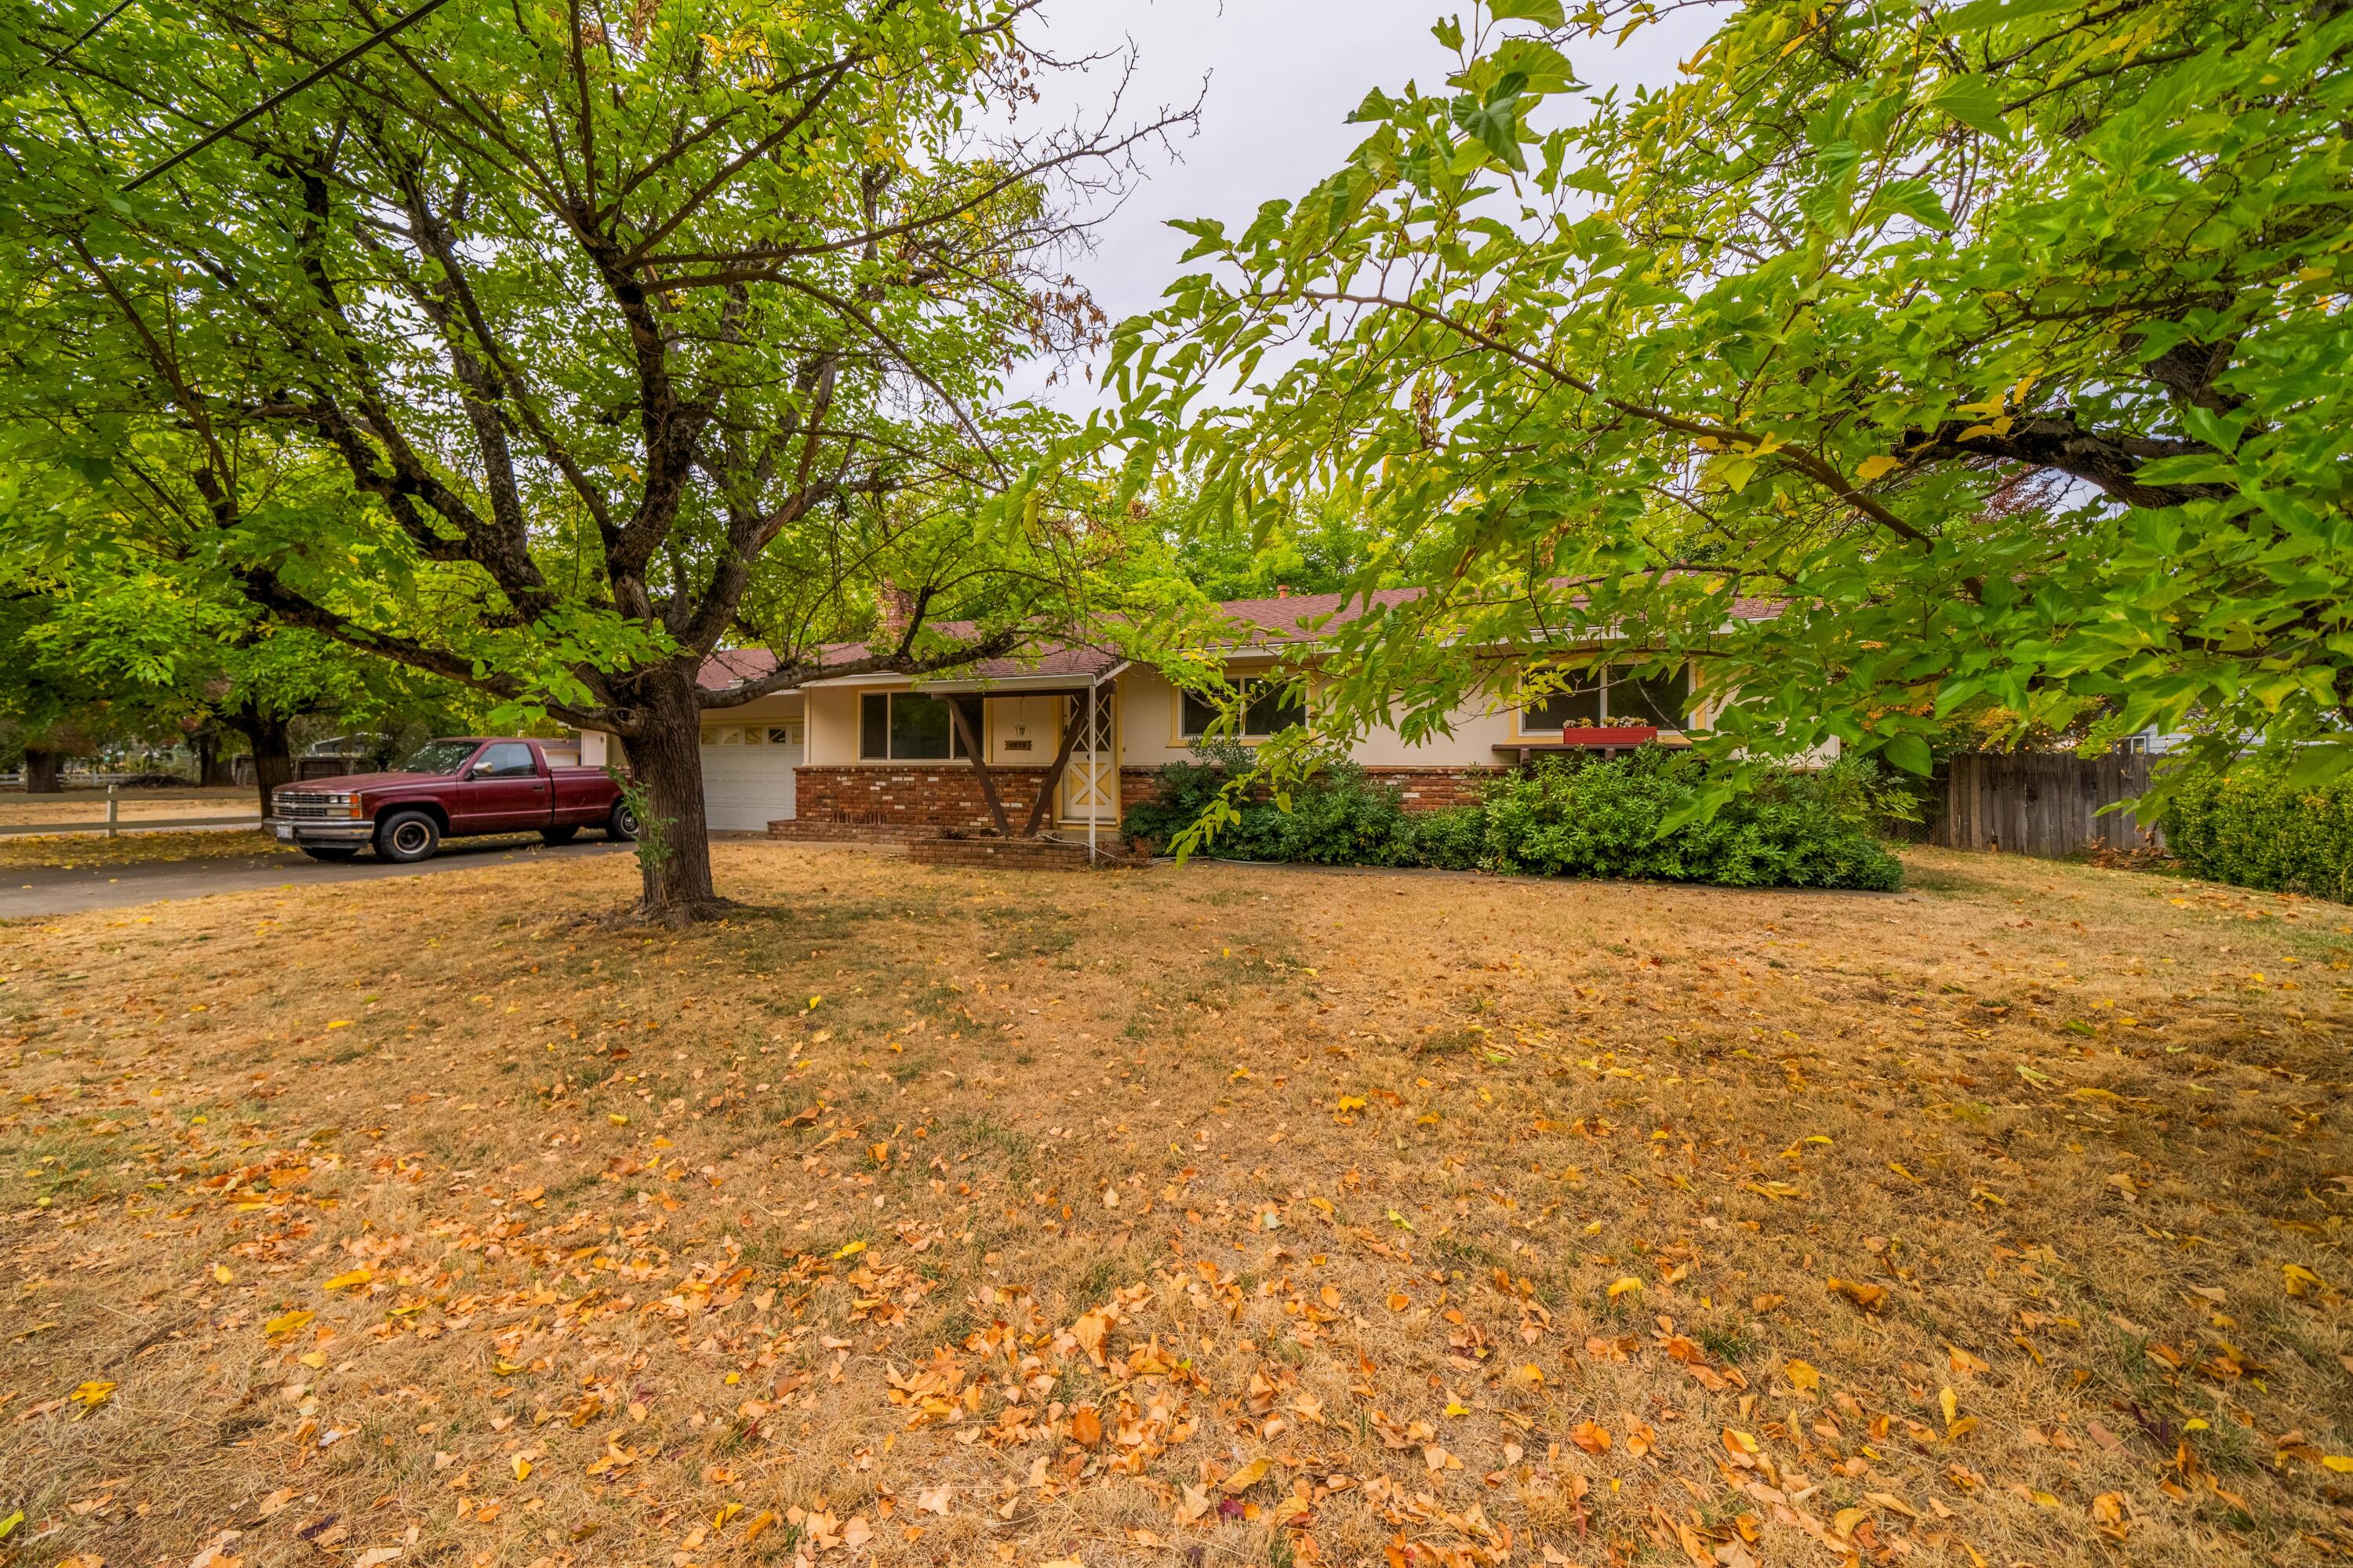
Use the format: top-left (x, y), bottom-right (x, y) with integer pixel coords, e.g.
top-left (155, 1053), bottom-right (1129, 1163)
top-left (1180, 677), bottom-right (1307, 739)
top-left (1518, 664), bottom-right (1691, 730)
top-left (766, 723), bottom-right (802, 747)
top-left (860, 693), bottom-right (974, 760)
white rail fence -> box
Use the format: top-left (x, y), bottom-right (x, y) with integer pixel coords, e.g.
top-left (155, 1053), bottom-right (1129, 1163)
top-left (0, 786), bottom-right (261, 839)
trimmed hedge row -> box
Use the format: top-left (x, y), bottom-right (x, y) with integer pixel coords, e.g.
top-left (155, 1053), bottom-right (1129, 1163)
top-left (2162, 763), bottom-right (2353, 902)
top-left (1123, 744), bottom-right (1904, 891)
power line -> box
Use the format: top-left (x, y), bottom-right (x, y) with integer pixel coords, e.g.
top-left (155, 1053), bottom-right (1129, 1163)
top-left (121, 0), bottom-right (459, 192)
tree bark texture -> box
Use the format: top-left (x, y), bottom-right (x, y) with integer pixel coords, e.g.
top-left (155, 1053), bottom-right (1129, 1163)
top-left (22, 748), bottom-right (62, 794)
top-left (618, 668), bottom-right (728, 922)
top-left (230, 713), bottom-right (294, 820)
top-left (194, 728), bottom-right (231, 788)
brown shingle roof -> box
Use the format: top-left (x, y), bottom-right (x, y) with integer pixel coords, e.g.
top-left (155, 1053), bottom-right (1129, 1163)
top-left (695, 638), bottom-right (1122, 693)
top-left (696, 585), bottom-right (1779, 690)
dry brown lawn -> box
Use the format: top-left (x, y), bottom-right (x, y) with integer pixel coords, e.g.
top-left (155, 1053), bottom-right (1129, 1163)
top-left (0, 830), bottom-right (299, 872)
top-left (2, 845), bottom-right (2348, 1568)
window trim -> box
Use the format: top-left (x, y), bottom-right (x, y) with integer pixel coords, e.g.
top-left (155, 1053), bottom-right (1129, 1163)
top-left (1511, 661), bottom-right (1693, 738)
top-left (703, 720), bottom-right (805, 748)
top-left (1176, 675), bottom-right (1310, 742)
top-left (859, 691), bottom-right (974, 762)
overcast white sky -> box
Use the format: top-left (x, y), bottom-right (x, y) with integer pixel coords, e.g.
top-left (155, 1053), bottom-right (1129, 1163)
top-left (998, 0), bottom-right (1720, 410)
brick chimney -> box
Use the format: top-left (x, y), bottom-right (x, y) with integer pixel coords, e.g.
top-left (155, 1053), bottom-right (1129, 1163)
top-left (1275, 584), bottom-right (1289, 598)
top-left (878, 580), bottom-right (917, 638)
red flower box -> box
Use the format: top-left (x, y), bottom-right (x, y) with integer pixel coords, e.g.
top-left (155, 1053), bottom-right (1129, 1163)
top-left (1561, 725), bottom-right (1659, 746)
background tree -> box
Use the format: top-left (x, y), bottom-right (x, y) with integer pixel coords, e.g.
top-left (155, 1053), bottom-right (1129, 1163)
top-left (2, 520), bottom-right (496, 811)
top-left (0, 592), bottom-right (140, 791)
top-left (2, 0), bottom-right (1187, 919)
top-left (1104, 0), bottom-right (2352, 807)
top-left (1139, 481), bottom-right (1397, 602)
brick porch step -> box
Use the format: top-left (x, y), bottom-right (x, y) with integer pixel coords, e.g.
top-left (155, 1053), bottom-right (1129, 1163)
top-left (766, 817), bottom-right (933, 843)
top-left (907, 835), bottom-right (1146, 870)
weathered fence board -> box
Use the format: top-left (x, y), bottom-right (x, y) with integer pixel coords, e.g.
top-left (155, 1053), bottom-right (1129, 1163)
top-left (1937, 752), bottom-right (2164, 858)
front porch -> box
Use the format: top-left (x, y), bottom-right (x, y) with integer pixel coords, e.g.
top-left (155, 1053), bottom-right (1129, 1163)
top-left (776, 668), bottom-right (1135, 844)
top-left (765, 761), bottom-right (1156, 843)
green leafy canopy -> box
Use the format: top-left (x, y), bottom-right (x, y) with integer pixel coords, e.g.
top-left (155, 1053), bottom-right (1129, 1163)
top-left (0, 0), bottom-right (1193, 911)
top-left (1098, 0), bottom-right (2353, 805)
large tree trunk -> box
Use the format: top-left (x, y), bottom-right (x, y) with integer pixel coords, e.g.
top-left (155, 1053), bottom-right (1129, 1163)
top-left (616, 667), bottom-right (727, 923)
top-left (193, 727), bottom-right (231, 788)
top-left (227, 712), bottom-right (294, 820)
top-left (22, 748), bottom-right (63, 794)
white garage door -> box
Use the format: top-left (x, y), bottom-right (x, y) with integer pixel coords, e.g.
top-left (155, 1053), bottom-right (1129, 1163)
top-left (700, 722), bottom-right (802, 831)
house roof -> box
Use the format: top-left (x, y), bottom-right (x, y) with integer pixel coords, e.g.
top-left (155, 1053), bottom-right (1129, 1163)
top-left (1209, 584), bottom-right (1781, 641)
top-left (694, 637), bottom-right (1123, 693)
top-left (695, 584), bottom-right (1780, 692)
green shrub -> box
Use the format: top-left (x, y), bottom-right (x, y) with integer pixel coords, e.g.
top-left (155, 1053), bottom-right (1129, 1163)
top-left (1408, 804), bottom-right (1489, 871)
top-left (1122, 741), bottom-right (1419, 866)
top-left (1476, 750), bottom-right (1903, 890)
top-left (2162, 762), bottom-right (2353, 901)
top-left (1127, 744), bottom-right (1904, 891)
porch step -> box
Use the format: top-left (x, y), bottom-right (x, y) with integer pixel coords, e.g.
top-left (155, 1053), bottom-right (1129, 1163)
top-left (766, 817), bottom-right (934, 844)
top-left (906, 835), bottom-right (1146, 871)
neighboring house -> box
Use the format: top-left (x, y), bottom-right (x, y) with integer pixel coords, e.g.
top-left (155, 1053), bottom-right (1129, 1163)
top-left (576, 588), bottom-right (1798, 839)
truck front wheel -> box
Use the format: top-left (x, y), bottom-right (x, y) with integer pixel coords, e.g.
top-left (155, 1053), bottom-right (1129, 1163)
top-left (375, 810), bottom-right (442, 864)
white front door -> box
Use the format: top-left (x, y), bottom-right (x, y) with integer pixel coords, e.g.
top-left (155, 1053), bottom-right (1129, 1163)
top-left (1058, 692), bottom-right (1118, 823)
top-left (700, 720), bottom-right (803, 831)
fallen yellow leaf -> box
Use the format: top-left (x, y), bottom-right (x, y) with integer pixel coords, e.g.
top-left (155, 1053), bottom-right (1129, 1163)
top-left (1221, 1457), bottom-right (1272, 1493)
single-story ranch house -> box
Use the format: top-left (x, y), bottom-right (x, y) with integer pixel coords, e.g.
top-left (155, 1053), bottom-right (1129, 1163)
top-left (575, 589), bottom-right (1806, 839)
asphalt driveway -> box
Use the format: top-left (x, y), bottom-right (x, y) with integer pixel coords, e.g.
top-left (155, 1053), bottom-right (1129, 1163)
top-left (1, 835), bottom-right (635, 918)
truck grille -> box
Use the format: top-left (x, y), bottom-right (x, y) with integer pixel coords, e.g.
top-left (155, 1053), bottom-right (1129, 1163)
top-left (275, 791), bottom-right (348, 820)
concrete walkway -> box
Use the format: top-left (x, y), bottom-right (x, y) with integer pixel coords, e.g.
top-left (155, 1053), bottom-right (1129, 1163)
top-left (1, 837), bottom-right (634, 919)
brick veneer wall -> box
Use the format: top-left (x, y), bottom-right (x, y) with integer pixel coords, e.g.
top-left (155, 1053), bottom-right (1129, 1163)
top-left (770, 761), bottom-right (1507, 841)
top-left (1366, 766), bottom-right (1506, 809)
top-left (771, 764), bottom-right (1046, 840)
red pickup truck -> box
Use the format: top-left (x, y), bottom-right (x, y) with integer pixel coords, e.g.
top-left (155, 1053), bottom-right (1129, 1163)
top-left (267, 737), bottom-right (634, 864)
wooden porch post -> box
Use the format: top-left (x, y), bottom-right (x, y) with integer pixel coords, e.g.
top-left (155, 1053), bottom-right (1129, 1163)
top-left (945, 699), bottom-right (1009, 837)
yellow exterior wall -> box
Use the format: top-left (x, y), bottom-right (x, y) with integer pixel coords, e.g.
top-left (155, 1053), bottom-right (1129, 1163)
top-left (1116, 661), bottom-right (1522, 769)
top-left (803, 686), bottom-right (866, 766)
top-left (988, 695), bottom-right (1063, 766)
top-left (693, 649), bottom-right (1837, 777)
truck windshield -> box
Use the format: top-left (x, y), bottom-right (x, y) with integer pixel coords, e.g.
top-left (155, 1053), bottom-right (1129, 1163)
top-left (395, 740), bottom-right (480, 774)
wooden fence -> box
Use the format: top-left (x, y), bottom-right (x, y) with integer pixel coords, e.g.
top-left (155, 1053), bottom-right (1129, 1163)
top-left (1936, 751), bottom-right (2164, 858)
top-left (0, 787), bottom-right (260, 839)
